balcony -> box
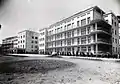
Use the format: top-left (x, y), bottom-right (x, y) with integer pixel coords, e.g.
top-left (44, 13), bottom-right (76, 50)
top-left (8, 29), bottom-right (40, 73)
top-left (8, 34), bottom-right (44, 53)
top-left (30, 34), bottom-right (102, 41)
top-left (91, 27), bottom-right (111, 35)
top-left (91, 38), bottom-right (112, 45)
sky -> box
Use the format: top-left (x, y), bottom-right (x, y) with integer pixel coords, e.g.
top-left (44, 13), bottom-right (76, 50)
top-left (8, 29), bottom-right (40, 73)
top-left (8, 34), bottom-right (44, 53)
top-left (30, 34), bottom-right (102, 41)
top-left (0, 0), bottom-right (120, 43)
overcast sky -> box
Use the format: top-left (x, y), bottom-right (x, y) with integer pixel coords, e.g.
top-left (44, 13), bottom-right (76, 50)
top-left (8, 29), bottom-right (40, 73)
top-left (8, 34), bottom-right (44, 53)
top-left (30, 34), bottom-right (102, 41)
top-left (0, 0), bottom-right (120, 43)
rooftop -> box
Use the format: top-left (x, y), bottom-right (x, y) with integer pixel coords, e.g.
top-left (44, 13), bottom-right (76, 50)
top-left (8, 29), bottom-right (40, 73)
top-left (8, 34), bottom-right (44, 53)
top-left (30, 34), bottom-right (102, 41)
top-left (49, 6), bottom-right (105, 29)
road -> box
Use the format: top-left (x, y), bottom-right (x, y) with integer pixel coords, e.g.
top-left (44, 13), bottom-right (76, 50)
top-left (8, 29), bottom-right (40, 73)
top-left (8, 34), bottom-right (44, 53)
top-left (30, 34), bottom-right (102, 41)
top-left (0, 56), bottom-right (120, 84)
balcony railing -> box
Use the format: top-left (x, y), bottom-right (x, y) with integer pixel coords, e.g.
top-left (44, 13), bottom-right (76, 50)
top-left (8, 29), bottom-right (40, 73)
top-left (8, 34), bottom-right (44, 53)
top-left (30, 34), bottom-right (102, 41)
top-left (97, 27), bottom-right (111, 33)
top-left (97, 39), bottom-right (112, 44)
top-left (91, 27), bottom-right (111, 34)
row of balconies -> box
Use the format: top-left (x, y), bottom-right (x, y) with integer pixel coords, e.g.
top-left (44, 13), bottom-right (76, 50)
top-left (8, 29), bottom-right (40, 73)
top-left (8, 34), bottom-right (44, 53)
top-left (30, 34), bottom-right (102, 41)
top-left (47, 27), bottom-right (111, 42)
top-left (47, 38), bottom-right (112, 48)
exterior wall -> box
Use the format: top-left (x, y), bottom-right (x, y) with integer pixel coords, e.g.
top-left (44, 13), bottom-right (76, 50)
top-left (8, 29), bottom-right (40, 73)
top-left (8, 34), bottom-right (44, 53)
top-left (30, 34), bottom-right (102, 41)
top-left (44, 6), bottom-right (112, 55)
top-left (39, 28), bottom-right (47, 53)
top-left (18, 30), bottom-right (39, 53)
top-left (2, 36), bottom-right (18, 53)
top-left (104, 13), bottom-right (119, 55)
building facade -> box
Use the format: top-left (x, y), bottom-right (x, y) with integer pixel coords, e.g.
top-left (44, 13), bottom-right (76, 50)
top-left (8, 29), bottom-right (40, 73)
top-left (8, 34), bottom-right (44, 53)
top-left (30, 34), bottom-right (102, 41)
top-left (104, 12), bottom-right (119, 55)
top-left (2, 36), bottom-right (18, 54)
top-left (39, 28), bottom-right (47, 54)
top-left (39, 6), bottom-right (120, 56)
top-left (18, 30), bottom-right (39, 53)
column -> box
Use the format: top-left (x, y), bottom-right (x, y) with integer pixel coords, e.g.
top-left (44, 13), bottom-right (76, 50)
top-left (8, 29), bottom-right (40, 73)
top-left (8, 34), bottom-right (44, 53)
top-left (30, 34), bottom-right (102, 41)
top-left (90, 25), bottom-right (93, 32)
top-left (79, 28), bottom-right (81, 36)
top-left (86, 46), bottom-right (88, 52)
top-left (95, 23), bottom-right (97, 30)
top-left (96, 44), bottom-right (98, 55)
top-left (91, 45), bottom-right (94, 54)
top-left (79, 38), bottom-right (81, 45)
top-left (95, 34), bottom-right (97, 42)
top-left (91, 35), bottom-right (94, 43)
top-left (86, 36), bottom-right (88, 44)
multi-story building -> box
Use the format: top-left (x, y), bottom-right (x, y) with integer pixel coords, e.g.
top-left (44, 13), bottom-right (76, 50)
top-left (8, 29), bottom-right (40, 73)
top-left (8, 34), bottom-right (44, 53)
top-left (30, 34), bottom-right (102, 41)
top-left (2, 36), bottom-right (18, 53)
top-left (104, 12), bottom-right (119, 55)
top-left (39, 28), bottom-right (47, 54)
top-left (18, 30), bottom-right (39, 53)
top-left (39, 6), bottom-right (120, 56)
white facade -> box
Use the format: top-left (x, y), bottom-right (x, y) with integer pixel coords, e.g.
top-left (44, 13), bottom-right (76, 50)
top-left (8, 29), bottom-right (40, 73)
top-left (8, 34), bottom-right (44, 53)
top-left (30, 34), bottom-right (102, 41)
top-left (18, 30), bottom-right (39, 53)
top-left (2, 36), bottom-right (18, 48)
top-left (104, 12), bottom-right (119, 54)
top-left (45, 6), bottom-right (113, 55)
top-left (39, 28), bottom-right (47, 53)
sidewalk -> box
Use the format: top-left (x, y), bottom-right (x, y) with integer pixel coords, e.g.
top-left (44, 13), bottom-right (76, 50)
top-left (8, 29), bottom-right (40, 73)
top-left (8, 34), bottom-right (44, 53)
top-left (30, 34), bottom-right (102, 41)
top-left (8, 54), bottom-right (49, 57)
top-left (8, 54), bottom-right (120, 62)
top-left (62, 56), bottom-right (120, 62)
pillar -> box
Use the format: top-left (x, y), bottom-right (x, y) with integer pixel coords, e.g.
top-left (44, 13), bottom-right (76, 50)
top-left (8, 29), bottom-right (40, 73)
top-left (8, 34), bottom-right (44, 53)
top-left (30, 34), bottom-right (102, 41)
top-left (95, 23), bottom-right (97, 30)
top-left (91, 45), bottom-right (94, 54)
top-left (86, 46), bottom-right (89, 52)
top-left (91, 35), bottom-right (94, 43)
top-left (95, 34), bottom-right (97, 42)
top-left (96, 44), bottom-right (98, 55)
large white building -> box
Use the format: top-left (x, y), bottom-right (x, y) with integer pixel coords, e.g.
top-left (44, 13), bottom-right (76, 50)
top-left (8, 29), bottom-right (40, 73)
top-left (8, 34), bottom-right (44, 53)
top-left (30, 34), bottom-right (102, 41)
top-left (39, 6), bottom-right (120, 56)
top-left (2, 36), bottom-right (18, 53)
top-left (18, 30), bottom-right (39, 53)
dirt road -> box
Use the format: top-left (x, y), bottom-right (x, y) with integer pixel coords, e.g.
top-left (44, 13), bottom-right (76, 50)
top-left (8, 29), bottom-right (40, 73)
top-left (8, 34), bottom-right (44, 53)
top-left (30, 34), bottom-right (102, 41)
top-left (1, 56), bottom-right (120, 84)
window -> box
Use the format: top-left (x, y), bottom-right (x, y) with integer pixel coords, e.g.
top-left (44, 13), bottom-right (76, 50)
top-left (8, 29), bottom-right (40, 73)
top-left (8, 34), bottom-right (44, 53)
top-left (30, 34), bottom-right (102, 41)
top-left (72, 30), bottom-right (74, 37)
top-left (81, 19), bottom-right (86, 26)
top-left (35, 46), bottom-right (37, 48)
top-left (77, 38), bottom-right (80, 44)
top-left (23, 40), bottom-right (25, 43)
top-left (113, 38), bottom-right (114, 42)
top-left (88, 46), bottom-right (91, 51)
top-left (21, 36), bottom-right (22, 38)
top-left (112, 29), bottom-right (114, 34)
top-left (32, 36), bottom-right (34, 39)
top-left (81, 37), bottom-right (86, 44)
top-left (23, 35), bottom-right (25, 38)
top-left (72, 23), bottom-right (74, 28)
top-left (106, 20), bottom-right (108, 23)
top-left (72, 38), bottom-right (74, 44)
top-left (67, 24), bottom-right (71, 30)
top-left (21, 41), bottom-right (22, 43)
top-left (77, 29), bottom-right (79, 35)
top-left (88, 36), bottom-right (91, 43)
top-left (115, 22), bottom-right (116, 27)
top-left (112, 19), bottom-right (113, 25)
top-left (87, 17), bottom-right (90, 24)
top-left (35, 41), bottom-right (38, 44)
top-left (115, 30), bottom-right (117, 35)
top-left (77, 21), bottom-right (80, 27)
top-left (31, 45), bottom-right (33, 48)
top-left (61, 41), bottom-right (62, 46)
top-left (67, 31), bottom-right (71, 38)
top-left (64, 25), bottom-right (66, 31)
top-left (115, 39), bottom-right (117, 44)
top-left (31, 41), bottom-right (34, 43)
top-left (81, 28), bottom-right (86, 35)
top-left (23, 45), bottom-right (24, 48)
top-left (87, 27), bottom-right (90, 34)
top-left (35, 37), bottom-right (38, 39)
top-left (67, 39), bottom-right (71, 45)
top-left (81, 46), bottom-right (86, 52)
top-left (116, 47), bottom-right (117, 53)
